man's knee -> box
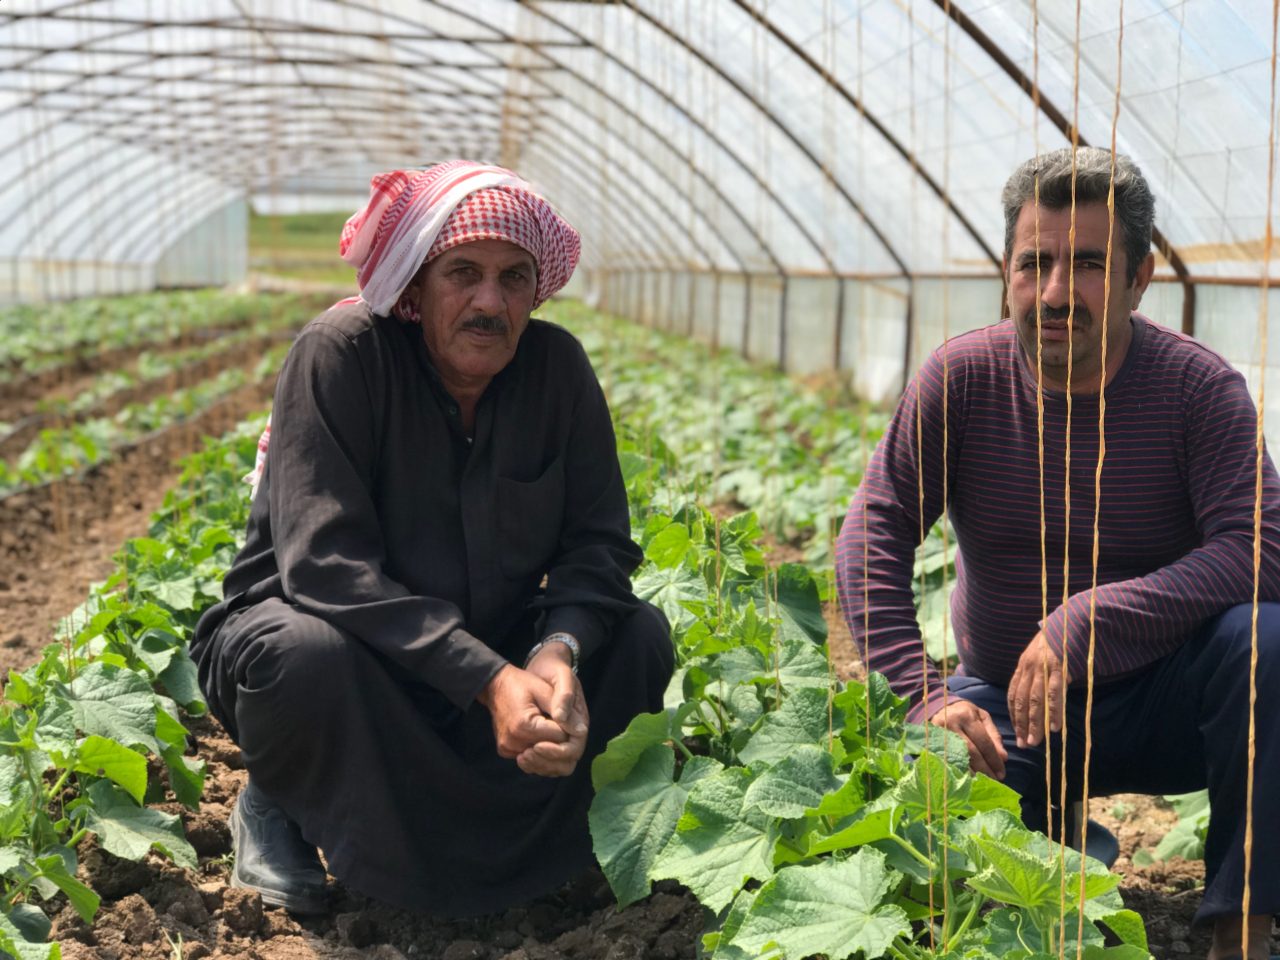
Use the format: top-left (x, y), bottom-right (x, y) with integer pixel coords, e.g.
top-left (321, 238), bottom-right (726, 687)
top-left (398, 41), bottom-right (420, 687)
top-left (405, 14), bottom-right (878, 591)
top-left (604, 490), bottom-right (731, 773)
top-left (1201, 602), bottom-right (1280, 674)
top-left (595, 601), bottom-right (674, 695)
top-left (231, 600), bottom-right (357, 707)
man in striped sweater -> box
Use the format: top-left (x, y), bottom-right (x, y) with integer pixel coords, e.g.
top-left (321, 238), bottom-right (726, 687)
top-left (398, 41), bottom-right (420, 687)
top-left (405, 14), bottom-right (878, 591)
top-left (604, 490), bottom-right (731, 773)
top-left (836, 147), bottom-right (1278, 959)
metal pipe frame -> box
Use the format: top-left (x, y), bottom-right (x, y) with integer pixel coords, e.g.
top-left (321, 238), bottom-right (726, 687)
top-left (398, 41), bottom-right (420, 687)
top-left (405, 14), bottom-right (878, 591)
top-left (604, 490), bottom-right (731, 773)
top-left (932, 0), bottom-right (1198, 335)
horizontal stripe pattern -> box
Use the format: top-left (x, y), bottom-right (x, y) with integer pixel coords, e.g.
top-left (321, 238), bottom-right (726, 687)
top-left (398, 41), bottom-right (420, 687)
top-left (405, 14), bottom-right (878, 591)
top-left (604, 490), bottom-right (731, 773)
top-left (835, 314), bottom-right (1280, 715)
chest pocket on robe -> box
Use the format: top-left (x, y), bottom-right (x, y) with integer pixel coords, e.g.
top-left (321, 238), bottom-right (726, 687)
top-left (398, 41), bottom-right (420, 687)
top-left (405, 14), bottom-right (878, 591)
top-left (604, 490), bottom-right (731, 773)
top-left (496, 456), bottom-right (565, 580)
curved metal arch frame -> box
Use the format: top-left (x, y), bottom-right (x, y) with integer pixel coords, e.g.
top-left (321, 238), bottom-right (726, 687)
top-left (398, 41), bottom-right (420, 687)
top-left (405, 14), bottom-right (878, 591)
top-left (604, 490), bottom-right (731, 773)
top-left (523, 86), bottom-right (755, 274)
top-left (519, 143), bottom-right (670, 273)
top-left (600, 0), bottom-right (910, 276)
top-left (525, 114), bottom-right (723, 272)
top-left (446, 0), bottom-right (840, 275)
top-left (727, 0), bottom-right (1000, 270)
top-left (5, 0), bottom-right (823, 279)
top-left (933, 0), bottom-right (1198, 334)
top-left (0, 7), bottom-right (738, 275)
top-left (522, 129), bottom-right (709, 271)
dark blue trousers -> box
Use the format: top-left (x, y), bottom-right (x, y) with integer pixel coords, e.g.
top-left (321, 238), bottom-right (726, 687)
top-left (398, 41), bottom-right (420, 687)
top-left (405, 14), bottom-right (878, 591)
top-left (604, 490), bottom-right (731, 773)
top-left (947, 603), bottom-right (1280, 925)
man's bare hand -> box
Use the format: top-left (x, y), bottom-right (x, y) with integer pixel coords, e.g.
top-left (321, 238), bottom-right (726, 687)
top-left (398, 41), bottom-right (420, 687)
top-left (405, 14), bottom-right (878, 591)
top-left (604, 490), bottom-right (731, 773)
top-left (929, 700), bottom-right (1008, 780)
top-left (516, 687), bottom-right (589, 777)
top-left (525, 642), bottom-right (580, 727)
top-left (1007, 631), bottom-right (1068, 749)
top-left (477, 665), bottom-right (569, 759)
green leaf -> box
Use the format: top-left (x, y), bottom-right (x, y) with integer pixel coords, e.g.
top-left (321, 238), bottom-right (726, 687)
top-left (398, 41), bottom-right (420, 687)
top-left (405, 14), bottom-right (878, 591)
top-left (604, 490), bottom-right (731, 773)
top-left (966, 835), bottom-right (1059, 911)
top-left (633, 564), bottom-right (708, 629)
top-left (1096, 909), bottom-right (1149, 950)
top-left (645, 521), bottom-right (692, 569)
top-left (65, 663), bottom-right (158, 752)
top-left (771, 563), bottom-right (828, 644)
top-left (739, 687), bottom-right (831, 766)
top-left (901, 722), bottom-right (973, 773)
top-left (32, 698), bottom-right (75, 756)
top-left (136, 571), bottom-right (199, 611)
top-left (743, 746), bottom-right (841, 819)
top-left (1153, 791), bottom-right (1209, 861)
top-left (74, 736), bottom-right (147, 804)
top-left (808, 806), bottom-right (902, 856)
top-left (651, 767), bottom-right (779, 913)
top-left (157, 649), bottom-right (205, 714)
top-left (0, 912), bottom-right (58, 960)
top-left (893, 751), bottom-right (971, 821)
top-left (707, 889), bottom-right (759, 960)
top-left (161, 746), bottom-right (206, 809)
top-left (968, 775), bottom-right (1024, 816)
top-left (589, 747), bottom-right (719, 907)
top-left (153, 703), bottom-right (188, 750)
top-left (132, 629), bottom-right (178, 676)
top-left (6, 901), bottom-right (51, 946)
top-left (0, 845), bottom-right (25, 875)
top-left (807, 775), bottom-right (866, 819)
top-left (769, 637), bottom-right (833, 691)
top-left (591, 711), bottom-right (679, 791)
top-left (727, 849), bottom-right (911, 960)
top-left (35, 852), bottom-right (100, 923)
top-left (83, 781), bottom-right (197, 871)
top-left (980, 907), bottom-right (1102, 960)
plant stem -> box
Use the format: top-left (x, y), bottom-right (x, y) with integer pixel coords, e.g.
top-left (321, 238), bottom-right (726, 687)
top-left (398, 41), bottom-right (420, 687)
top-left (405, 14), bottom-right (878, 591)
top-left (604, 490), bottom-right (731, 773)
top-left (950, 892), bottom-right (984, 943)
top-left (888, 833), bottom-right (936, 870)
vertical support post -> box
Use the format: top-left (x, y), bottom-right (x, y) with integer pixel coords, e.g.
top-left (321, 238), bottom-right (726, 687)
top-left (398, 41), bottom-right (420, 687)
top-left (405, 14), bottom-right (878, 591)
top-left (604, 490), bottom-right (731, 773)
top-left (687, 268), bottom-right (697, 337)
top-left (833, 276), bottom-right (846, 373)
top-left (742, 272), bottom-right (753, 360)
top-left (778, 273), bottom-right (789, 371)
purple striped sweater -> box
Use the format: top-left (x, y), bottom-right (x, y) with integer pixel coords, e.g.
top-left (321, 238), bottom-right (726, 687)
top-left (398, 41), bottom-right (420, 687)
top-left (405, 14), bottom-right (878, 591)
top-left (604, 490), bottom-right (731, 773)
top-left (835, 314), bottom-right (1280, 716)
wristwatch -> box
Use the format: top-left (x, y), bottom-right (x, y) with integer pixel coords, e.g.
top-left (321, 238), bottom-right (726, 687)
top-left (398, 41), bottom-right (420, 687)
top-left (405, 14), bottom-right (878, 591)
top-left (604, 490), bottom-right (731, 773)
top-left (525, 632), bottom-right (581, 674)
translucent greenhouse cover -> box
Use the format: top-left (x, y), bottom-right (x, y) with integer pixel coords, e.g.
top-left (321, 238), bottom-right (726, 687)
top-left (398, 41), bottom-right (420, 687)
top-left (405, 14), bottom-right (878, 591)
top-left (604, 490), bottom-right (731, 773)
top-left (1, 0), bottom-right (1277, 348)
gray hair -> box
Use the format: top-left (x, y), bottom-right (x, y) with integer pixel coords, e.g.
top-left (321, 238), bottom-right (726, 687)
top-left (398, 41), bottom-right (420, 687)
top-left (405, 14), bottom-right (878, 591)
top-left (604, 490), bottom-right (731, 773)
top-left (1001, 146), bottom-right (1154, 284)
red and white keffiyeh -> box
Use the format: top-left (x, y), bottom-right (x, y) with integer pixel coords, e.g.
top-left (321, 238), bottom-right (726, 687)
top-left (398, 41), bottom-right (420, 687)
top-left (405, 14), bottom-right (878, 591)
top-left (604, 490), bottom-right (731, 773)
top-left (341, 159), bottom-right (580, 315)
top-left (246, 160), bottom-right (580, 496)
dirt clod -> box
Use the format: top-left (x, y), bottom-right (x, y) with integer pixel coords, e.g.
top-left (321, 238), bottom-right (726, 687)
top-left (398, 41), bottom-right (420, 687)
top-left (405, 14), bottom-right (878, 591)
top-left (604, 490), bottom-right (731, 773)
top-left (117, 894), bottom-right (159, 945)
top-left (220, 886), bottom-right (265, 937)
top-left (442, 940), bottom-right (489, 960)
top-left (335, 910), bottom-right (378, 947)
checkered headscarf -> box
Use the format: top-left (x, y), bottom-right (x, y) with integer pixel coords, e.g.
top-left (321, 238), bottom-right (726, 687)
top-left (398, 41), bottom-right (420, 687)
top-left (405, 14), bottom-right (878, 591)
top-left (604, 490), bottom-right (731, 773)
top-left (340, 159), bottom-right (580, 315)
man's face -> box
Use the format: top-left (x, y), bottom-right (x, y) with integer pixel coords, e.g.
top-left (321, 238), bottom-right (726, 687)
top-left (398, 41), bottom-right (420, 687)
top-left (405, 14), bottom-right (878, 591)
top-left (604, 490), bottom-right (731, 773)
top-left (1005, 200), bottom-right (1154, 391)
top-left (410, 239), bottom-right (537, 388)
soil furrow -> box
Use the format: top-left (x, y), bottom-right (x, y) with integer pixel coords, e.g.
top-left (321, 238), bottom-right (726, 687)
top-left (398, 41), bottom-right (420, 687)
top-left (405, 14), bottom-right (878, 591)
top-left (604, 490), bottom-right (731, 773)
top-left (0, 316), bottom-right (260, 422)
top-left (0, 374), bottom-right (278, 677)
top-left (0, 330), bottom-right (292, 462)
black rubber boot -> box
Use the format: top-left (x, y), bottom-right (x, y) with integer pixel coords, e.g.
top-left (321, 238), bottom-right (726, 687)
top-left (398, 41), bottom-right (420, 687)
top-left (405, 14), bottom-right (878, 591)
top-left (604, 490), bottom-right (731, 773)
top-left (229, 779), bottom-right (329, 914)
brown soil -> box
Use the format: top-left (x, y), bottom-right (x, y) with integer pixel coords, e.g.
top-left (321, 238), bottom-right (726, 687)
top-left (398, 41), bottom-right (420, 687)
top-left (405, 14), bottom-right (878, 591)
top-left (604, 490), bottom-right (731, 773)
top-left (0, 329), bottom-right (293, 462)
top-left (0, 374), bottom-right (279, 677)
top-left (0, 315), bottom-right (261, 423)
top-left (50, 713), bottom-right (704, 960)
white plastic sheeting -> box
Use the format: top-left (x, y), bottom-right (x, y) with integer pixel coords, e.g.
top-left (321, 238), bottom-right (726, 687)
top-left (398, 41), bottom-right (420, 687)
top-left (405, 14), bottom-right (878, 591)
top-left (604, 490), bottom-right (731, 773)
top-left (0, 0), bottom-right (1277, 396)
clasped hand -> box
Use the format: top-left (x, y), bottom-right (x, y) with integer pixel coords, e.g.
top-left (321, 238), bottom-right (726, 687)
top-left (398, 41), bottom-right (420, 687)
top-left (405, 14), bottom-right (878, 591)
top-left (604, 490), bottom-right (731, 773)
top-left (478, 645), bottom-right (589, 778)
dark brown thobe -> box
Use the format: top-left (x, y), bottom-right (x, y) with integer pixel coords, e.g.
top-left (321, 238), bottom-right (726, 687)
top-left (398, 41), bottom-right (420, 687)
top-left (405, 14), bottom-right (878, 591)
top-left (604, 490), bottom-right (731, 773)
top-left (192, 300), bottom-right (672, 914)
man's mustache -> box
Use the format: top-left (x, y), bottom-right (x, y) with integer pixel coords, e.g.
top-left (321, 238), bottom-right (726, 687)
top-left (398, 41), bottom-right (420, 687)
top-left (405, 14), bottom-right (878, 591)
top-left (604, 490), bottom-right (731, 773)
top-left (462, 314), bottom-right (509, 334)
top-left (1024, 304), bottom-right (1092, 327)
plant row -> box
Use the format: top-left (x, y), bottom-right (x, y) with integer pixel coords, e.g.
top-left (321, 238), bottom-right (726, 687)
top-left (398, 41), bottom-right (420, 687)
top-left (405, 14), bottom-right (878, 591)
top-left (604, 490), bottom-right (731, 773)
top-left (19, 312), bottom-right (301, 427)
top-left (0, 290), bottom-right (309, 378)
top-left (0, 415), bottom-right (267, 959)
top-left (0, 346), bottom-right (289, 498)
top-left (587, 417), bottom-right (1148, 960)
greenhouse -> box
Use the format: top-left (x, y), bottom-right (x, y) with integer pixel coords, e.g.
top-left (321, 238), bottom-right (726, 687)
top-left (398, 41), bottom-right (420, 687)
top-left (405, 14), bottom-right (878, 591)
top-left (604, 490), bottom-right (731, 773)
top-left (0, 1), bottom-right (1277, 958)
